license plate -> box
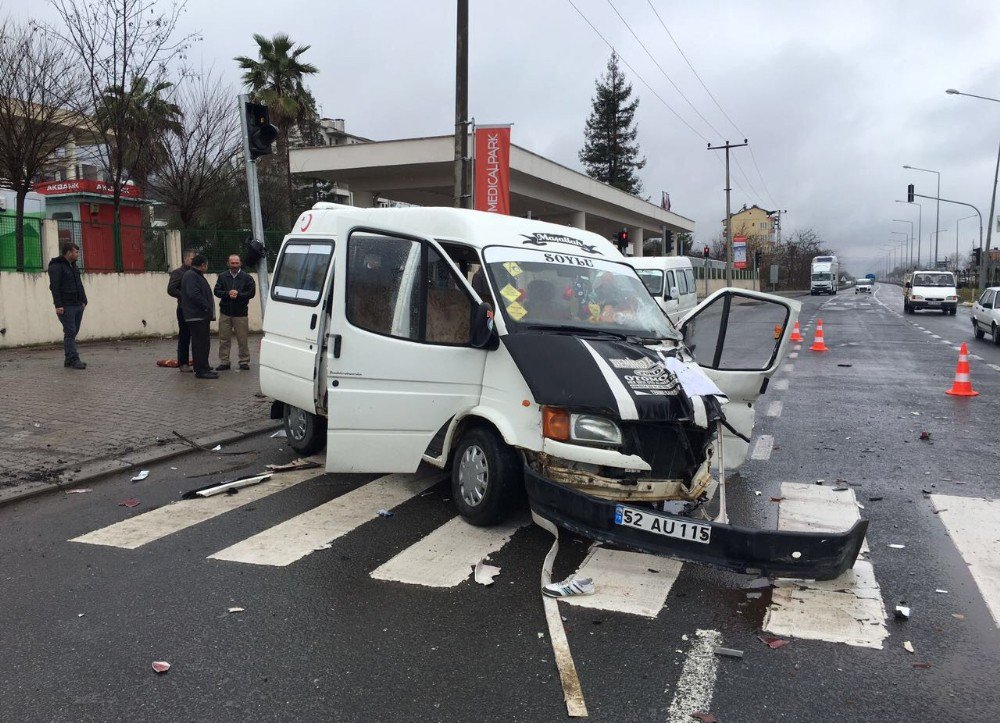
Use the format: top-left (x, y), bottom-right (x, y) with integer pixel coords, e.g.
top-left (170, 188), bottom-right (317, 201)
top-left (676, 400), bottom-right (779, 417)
top-left (614, 505), bottom-right (711, 544)
top-left (926, 301), bottom-right (939, 306)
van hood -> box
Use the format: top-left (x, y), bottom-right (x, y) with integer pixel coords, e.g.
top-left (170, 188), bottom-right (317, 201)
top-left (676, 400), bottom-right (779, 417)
top-left (502, 333), bottom-right (717, 423)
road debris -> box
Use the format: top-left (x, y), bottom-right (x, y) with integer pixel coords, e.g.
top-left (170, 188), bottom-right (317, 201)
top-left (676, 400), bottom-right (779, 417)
top-left (227, 607), bottom-right (245, 614)
top-left (894, 604), bottom-right (911, 620)
top-left (183, 473), bottom-right (272, 499)
top-left (171, 431), bottom-right (253, 456)
top-left (889, 543), bottom-right (906, 549)
top-left (935, 589), bottom-right (948, 594)
top-left (211, 444), bottom-right (222, 451)
top-left (270, 430), bottom-right (287, 438)
top-left (151, 661), bottom-right (171, 674)
top-left (770, 496), bottom-right (784, 502)
top-left (912, 662), bottom-right (932, 669)
top-left (118, 498), bottom-right (140, 508)
top-left (919, 431), bottom-right (931, 441)
top-left (837, 363), bottom-right (852, 368)
top-left (543, 577), bottom-right (596, 598)
top-left (757, 634), bottom-right (789, 649)
top-left (691, 713), bottom-right (718, 723)
top-left (869, 496), bottom-right (884, 502)
top-left (266, 459), bottom-right (321, 473)
top-left (746, 592), bottom-right (762, 599)
top-left (65, 489), bottom-right (91, 494)
top-left (130, 470), bottom-right (149, 482)
top-left (903, 641), bottom-right (915, 654)
top-left (377, 509), bottom-right (394, 518)
top-left (714, 647), bottom-right (744, 659)
top-left (474, 560), bottom-right (501, 586)
top-left (952, 613), bottom-right (965, 620)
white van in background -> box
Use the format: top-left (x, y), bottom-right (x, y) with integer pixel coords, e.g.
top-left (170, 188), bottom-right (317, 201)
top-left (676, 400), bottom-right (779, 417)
top-left (628, 256), bottom-right (698, 324)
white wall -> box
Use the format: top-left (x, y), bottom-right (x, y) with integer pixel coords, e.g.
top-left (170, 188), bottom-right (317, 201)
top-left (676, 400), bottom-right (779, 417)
top-left (0, 271), bottom-right (263, 349)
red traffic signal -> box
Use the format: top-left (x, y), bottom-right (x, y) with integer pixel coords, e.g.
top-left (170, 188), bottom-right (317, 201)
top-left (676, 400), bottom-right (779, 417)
top-left (702, 245), bottom-right (710, 258)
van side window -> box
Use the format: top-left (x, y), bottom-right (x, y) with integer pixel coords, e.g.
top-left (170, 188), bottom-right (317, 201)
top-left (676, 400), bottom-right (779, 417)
top-left (677, 270), bottom-right (689, 295)
top-left (683, 269), bottom-right (696, 295)
top-left (665, 271), bottom-right (676, 298)
top-left (347, 233), bottom-right (421, 340)
top-left (272, 242), bottom-right (333, 305)
top-left (426, 247), bottom-right (474, 344)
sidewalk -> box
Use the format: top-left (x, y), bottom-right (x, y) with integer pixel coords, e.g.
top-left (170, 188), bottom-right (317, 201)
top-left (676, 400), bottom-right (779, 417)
top-left (0, 335), bottom-right (276, 495)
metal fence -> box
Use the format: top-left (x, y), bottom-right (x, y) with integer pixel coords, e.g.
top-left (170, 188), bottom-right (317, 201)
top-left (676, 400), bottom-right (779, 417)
top-left (0, 214), bottom-right (43, 271)
top-left (178, 228), bottom-right (283, 272)
top-left (686, 256), bottom-right (757, 281)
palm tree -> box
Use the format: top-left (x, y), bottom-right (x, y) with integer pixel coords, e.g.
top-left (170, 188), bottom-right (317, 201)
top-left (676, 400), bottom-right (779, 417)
top-left (235, 33), bottom-right (318, 227)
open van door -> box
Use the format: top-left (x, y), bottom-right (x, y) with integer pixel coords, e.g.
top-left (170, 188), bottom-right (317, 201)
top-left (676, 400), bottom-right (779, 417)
top-left (677, 289), bottom-right (800, 468)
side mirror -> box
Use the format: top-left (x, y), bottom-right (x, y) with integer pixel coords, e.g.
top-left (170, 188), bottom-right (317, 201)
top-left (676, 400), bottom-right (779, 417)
top-left (904, 282), bottom-right (912, 289)
top-left (470, 302), bottom-right (498, 349)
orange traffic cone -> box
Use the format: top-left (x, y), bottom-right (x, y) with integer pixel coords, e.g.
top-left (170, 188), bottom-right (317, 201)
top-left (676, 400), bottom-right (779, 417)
top-left (790, 321), bottom-right (804, 342)
top-left (809, 318), bottom-right (829, 352)
top-left (945, 343), bottom-right (979, 397)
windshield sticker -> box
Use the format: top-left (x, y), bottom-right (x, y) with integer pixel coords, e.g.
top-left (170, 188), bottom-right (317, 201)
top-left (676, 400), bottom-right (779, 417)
top-left (520, 232), bottom-right (603, 255)
top-left (505, 300), bottom-right (528, 320)
top-left (500, 283), bottom-right (522, 303)
top-left (502, 261), bottom-right (523, 276)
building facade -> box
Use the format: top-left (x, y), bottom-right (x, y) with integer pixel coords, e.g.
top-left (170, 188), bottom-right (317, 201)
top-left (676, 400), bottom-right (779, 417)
top-left (724, 204), bottom-right (777, 251)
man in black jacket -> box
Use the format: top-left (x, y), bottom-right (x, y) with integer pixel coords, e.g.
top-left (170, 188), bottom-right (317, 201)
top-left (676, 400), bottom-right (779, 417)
top-left (213, 254), bottom-right (257, 371)
top-left (167, 248), bottom-right (196, 372)
top-left (180, 254), bottom-right (218, 379)
top-left (48, 242), bottom-right (88, 369)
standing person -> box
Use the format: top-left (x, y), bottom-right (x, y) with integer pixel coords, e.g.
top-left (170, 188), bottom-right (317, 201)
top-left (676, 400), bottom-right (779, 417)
top-left (213, 254), bottom-right (257, 371)
top-left (48, 242), bottom-right (88, 370)
top-left (167, 248), bottom-right (196, 372)
top-left (180, 254), bottom-right (218, 379)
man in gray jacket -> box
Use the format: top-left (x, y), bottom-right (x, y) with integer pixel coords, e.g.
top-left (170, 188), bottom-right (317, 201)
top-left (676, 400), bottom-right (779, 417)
top-left (180, 254), bottom-right (217, 379)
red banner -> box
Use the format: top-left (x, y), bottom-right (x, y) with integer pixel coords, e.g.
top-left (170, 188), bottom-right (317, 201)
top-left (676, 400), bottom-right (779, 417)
top-left (474, 126), bottom-right (511, 214)
top-left (33, 179), bottom-right (143, 199)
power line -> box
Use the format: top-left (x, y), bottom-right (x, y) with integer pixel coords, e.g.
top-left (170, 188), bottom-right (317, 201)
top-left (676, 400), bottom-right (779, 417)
top-left (747, 146), bottom-right (779, 209)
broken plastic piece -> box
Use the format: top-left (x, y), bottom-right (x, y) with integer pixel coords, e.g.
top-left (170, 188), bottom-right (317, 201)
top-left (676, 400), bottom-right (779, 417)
top-left (903, 641), bottom-right (914, 654)
top-left (65, 489), bottom-right (91, 494)
top-left (211, 444), bottom-right (222, 451)
top-left (266, 458), bottom-right (321, 473)
top-left (130, 470), bottom-right (149, 482)
top-left (270, 430), bottom-right (287, 438)
top-left (935, 589), bottom-right (948, 594)
top-left (889, 543), bottom-right (905, 549)
top-left (119, 498), bottom-right (140, 508)
top-left (377, 509), bottom-right (394, 518)
top-left (227, 607), bottom-right (245, 613)
top-left (186, 473), bottom-right (271, 499)
top-left (894, 605), bottom-right (911, 620)
top-left (919, 431), bottom-right (931, 441)
top-left (952, 613), bottom-right (965, 620)
top-left (473, 560), bottom-right (501, 586)
top-left (912, 662), bottom-right (932, 669)
top-left (691, 712), bottom-right (718, 723)
top-left (713, 647), bottom-right (744, 659)
top-left (151, 661), bottom-right (170, 673)
top-left (543, 577), bottom-right (596, 598)
top-left (757, 634), bottom-right (789, 649)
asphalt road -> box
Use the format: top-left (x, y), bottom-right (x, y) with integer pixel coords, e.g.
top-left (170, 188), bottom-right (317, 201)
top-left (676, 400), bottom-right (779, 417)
top-left (2, 287), bottom-right (998, 722)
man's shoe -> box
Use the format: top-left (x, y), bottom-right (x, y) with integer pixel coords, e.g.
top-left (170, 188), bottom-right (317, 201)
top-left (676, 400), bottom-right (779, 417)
top-left (70, 358), bottom-right (87, 370)
top-left (196, 371), bottom-right (219, 379)
top-left (239, 363), bottom-right (250, 371)
top-left (178, 364), bottom-right (193, 373)
top-left (64, 357), bottom-right (73, 367)
top-left (215, 364), bottom-right (231, 371)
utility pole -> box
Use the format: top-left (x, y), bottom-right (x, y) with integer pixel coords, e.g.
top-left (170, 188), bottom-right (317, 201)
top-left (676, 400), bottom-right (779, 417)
top-left (454, 0), bottom-right (470, 209)
top-left (984, 139), bottom-right (999, 291)
top-left (708, 139), bottom-right (748, 286)
top-left (239, 93), bottom-right (270, 314)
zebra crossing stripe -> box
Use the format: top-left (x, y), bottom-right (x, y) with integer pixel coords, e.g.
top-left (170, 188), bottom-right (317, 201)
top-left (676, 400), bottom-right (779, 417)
top-left (69, 465), bottom-right (326, 550)
top-left (558, 547), bottom-right (683, 618)
top-left (208, 471), bottom-right (444, 566)
top-left (930, 495), bottom-right (1000, 629)
top-left (763, 483), bottom-right (887, 649)
top-left (750, 435), bottom-right (774, 460)
top-left (773, 379), bottom-right (790, 391)
top-left (766, 401), bottom-right (783, 418)
top-left (370, 514), bottom-right (528, 587)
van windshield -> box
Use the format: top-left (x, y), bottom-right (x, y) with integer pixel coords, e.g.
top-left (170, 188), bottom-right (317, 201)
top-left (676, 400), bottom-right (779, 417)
top-left (913, 273), bottom-right (955, 287)
top-left (483, 247), bottom-right (680, 340)
top-left (634, 269), bottom-right (664, 296)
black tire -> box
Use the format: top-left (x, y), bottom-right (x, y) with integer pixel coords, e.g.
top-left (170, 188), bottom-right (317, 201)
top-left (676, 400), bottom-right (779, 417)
top-left (949, 307), bottom-right (957, 316)
top-left (994, 323), bottom-right (1000, 346)
top-left (283, 403), bottom-right (326, 455)
top-left (974, 323), bottom-right (985, 340)
top-left (942, 308), bottom-right (949, 315)
top-left (451, 426), bottom-right (523, 526)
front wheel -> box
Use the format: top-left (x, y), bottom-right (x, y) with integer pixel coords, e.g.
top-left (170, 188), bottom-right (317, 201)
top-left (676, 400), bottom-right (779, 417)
top-left (283, 404), bottom-right (326, 455)
top-left (451, 426), bottom-right (523, 526)
top-left (994, 323), bottom-right (1000, 346)
top-left (949, 307), bottom-right (957, 316)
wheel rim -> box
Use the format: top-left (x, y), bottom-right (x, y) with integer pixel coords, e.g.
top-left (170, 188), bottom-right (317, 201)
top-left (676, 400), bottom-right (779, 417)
top-left (287, 407), bottom-right (308, 441)
top-left (458, 444), bottom-right (489, 507)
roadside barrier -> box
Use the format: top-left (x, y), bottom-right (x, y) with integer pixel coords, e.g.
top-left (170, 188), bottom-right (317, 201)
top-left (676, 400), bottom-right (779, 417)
top-left (945, 342), bottom-right (979, 397)
top-left (790, 321), bottom-right (804, 342)
top-left (809, 318), bottom-right (829, 352)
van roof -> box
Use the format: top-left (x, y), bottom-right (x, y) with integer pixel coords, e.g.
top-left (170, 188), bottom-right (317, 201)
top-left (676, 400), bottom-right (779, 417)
top-left (627, 256), bottom-right (694, 271)
top-left (288, 204), bottom-right (622, 258)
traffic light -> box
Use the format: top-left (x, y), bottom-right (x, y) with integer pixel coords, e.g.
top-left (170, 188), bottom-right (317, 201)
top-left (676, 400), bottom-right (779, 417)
top-left (907, 184), bottom-right (915, 203)
top-left (615, 228), bottom-right (629, 251)
top-left (663, 231), bottom-right (674, 254)
top-left (245, 102), bottom-right (279, 160)
top-left (972, 247), bottom-right (982, 266)
top-left (703, 245), bottom-right (710, 258)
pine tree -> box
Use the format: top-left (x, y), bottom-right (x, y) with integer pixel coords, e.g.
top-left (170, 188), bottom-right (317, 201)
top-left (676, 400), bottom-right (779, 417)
top-left (579, 53), bottom-right (646, 195)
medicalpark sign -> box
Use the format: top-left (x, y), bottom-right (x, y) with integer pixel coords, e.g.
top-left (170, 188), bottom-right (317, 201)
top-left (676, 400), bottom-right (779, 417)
top-left (474, 125), bottom-right (511, 215)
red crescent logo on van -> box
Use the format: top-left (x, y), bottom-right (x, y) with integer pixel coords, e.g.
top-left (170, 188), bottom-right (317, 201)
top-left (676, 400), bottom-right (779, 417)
top-left (299, 213), bottom-right (313, 231)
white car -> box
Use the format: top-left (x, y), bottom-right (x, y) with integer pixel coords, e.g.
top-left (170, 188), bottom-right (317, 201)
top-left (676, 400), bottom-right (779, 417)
top-left (855, 280), bottom-right (873, 294)
top-left (972, 287), bottom-right (1000, 344)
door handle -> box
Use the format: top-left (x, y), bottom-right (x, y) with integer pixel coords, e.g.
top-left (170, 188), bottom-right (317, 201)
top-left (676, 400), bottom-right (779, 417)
top-left (332, 334), bottom-right (342, 358)
top-left (310, 314), bottom-right (318, 330)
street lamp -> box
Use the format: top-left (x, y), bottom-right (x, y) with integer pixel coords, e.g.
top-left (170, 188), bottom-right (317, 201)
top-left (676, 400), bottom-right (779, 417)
top-left (895, 199), bottom-right (922, 267)
top-left (946, 87), bottom-right (999, 291)
top-left (892, 218), bottom-right (914, 268)
top-left (903, 165), bottom-right (941, 266)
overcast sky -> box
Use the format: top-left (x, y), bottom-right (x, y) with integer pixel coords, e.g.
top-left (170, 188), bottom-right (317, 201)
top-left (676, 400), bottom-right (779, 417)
top-left (9, 0), bottom-right (1000, 275)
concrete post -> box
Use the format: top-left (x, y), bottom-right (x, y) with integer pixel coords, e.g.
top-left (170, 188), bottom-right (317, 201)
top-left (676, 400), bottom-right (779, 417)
top-left (165, 230), bottom-right (182, 270)
top-left (629, 226), bottom-right (644, 257)
top-left (40, 219), bottom-right (60, 264)
top-left (570, 210), bottom-right (586, 230)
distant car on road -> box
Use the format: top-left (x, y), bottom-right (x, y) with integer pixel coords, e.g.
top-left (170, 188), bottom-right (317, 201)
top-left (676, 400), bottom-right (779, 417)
top-left (855, 279), bottom-right (873, 294)
top-left (904, 270), bottom-right (958, 315)
top-left (972, 287), bottom-right (1000, 344)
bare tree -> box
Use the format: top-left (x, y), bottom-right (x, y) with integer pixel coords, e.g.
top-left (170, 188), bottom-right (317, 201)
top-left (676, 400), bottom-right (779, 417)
top-left (0, 21), bottom-right (86, 270)
top-left (48, 0), bottom-right (197, 266)
top-left (147, 72), bottom-right (242, 227)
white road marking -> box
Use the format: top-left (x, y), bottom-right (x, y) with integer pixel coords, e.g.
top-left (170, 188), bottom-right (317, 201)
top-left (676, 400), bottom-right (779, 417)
top-left (931, 334), bottom-right (941, 338)
top-left (773, 379), bottom-right (789, 391)
top-left (370, 515), bottom-right (528, 587)
top-left (969, 354), bottom-right (983, 361)
top-left (558, 547), bottom-right (683, 618)
top-left (751, 435), bottom-right (774, 460)
top-left (924, 330), bottom-right (933, 334)
top-left (208, 471), bottom-right (444, 566)
top-left (666, 629), bottom-right (722, 723)
top-left (990, 364), bottom-right (1000, 372)
top-left (783, 363), bottom-right (794, 373)
top-left (70, 465), bottom-right (325, 549)
top-left (766, 401), bottom-right (783, 417)
top-left (793, 344), bottom-right (802, 351)
top-left (789, 352), bottom-right (799, 359)
top-left (930, 495), bottom-right (1000, 628)
top-left (763, 483), bottom-right (887, 649)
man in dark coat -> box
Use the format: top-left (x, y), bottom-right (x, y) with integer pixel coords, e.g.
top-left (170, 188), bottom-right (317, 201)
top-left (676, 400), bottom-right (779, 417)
top-left (167, 248), bottom-right (197, 372)
top-left (180, 254), bottom-right (218, 379)
top-left (48, 242), bottom-right (88, 369)
top-left (213, 254), bottom-right (257, 371)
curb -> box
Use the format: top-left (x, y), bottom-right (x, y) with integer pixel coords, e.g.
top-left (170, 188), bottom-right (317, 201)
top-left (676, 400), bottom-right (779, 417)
top-left (0, 418), bottom-right (281, 508)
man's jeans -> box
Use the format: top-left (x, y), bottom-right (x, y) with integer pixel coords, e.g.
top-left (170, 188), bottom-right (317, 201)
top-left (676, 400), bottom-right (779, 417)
top-left (59, 305), bottom-right (85, 360)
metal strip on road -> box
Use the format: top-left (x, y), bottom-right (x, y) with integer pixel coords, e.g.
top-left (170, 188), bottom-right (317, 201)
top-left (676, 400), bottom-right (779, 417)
top-left (750, 435), bottom-right (774, 460)
top-left (763, 483), bottom-right (887, 649)
top-left (930, 495), bottom-right (1000, 628)
top-left (69, 465), bottom-right (327, 550)
top-left (208, 471), bottom-right (444, 566)
top-left (665, 629), bottom-right (722, 723)
top-left (370, 514), bottom-right (528, 587)
top-left (558, 547), bottom-right (683, 618)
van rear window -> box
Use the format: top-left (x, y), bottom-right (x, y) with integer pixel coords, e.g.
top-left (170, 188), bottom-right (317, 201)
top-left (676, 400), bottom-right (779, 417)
top-left (272, 242), bottom-right (333, 305)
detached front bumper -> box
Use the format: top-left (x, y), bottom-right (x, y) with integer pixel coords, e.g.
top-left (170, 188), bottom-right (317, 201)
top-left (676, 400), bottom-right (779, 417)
top-left (524, 466), bottom-right (867, 581)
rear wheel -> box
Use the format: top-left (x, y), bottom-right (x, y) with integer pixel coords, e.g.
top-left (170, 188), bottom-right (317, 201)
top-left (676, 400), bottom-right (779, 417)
top-left (974, 322), bottom-right (985, 340)
top-left (283, 404), bottom-right (326, 455)
top-left (451, 426), bottom-right (523, 526)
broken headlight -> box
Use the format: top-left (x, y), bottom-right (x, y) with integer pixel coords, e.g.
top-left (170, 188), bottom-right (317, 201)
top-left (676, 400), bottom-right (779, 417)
top-left (570, 414), bottom-right (623, 446)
